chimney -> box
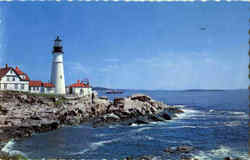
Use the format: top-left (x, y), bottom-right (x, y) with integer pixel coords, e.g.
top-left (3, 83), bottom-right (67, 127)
top-left (5, 64), bottom-right (8, 68)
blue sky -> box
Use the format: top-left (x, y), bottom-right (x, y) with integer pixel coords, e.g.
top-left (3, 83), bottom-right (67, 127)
top-left (0, 2), bottom-right (249, 90)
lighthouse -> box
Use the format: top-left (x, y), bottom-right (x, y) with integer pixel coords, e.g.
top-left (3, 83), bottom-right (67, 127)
top-left (50, 36), bottom-right (66, 94)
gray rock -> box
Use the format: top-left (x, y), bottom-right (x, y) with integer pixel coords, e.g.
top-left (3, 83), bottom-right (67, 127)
top-left (160, 113), bottom-right (171, 120)
top-left (130, 94), bottom-right (151, 102)
top-left (99, 96), bottom-right (108, 100)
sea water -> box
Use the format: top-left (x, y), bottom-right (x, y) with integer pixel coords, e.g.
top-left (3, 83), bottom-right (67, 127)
top-left (3, 90), bottom-right (248, 160)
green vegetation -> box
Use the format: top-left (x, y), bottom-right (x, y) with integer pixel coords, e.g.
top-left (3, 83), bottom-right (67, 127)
top-left (0, 90), bottom-right (59, 98)
top-left (0, 153), bottom-right (28, 160)
top-left (54, 97), bottom-right (66, 107)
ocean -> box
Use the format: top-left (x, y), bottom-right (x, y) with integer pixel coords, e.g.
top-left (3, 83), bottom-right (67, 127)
top-left (2, 89), bottom-right (249, 160)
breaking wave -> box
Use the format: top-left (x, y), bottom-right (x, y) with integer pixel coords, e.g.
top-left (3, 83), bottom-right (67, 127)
top-left (69, 138), bottom-right (121, 156)
top-left (1, 140), bottom-right (27, 157)
top-left (191, 145), bottom-right (248, 160)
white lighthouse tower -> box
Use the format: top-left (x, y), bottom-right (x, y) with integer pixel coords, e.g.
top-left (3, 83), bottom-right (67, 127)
top-left (50, 36), bottom-right (66, 94)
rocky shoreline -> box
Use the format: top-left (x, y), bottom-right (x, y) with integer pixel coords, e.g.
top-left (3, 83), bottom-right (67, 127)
top-left (0, 91), bottom-right (184, 156)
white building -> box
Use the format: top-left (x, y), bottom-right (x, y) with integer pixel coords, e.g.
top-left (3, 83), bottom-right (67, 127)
top-left (0, 65), bottom-right (30, 92)
top-left (50, 36), bottom-right (66, 95)
top-left (29, 80), bottom-right (43, 93)
top-left (43, 82), bottom-right (55, 94)
top-left (68, 80), bottom-right (92, 96)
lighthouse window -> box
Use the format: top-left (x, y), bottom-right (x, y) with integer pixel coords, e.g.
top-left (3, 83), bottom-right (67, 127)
top-left (60, 75), bottom-right (62, 79)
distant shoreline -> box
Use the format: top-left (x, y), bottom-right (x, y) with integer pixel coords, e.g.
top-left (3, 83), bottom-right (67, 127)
top-left (93, 87), bottom-right (247, 92)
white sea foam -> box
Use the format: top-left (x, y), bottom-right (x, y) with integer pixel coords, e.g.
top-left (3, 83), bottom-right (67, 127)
top-left (209, 109), bottom-right (215, 112)
top-left (1, 139), bottom-right (27, 157)
top-left (174, 109), bottom-right (203, 119)
top-left (89, 138), bottom-right (120, 150)
top-left (144, 135), bottom-right (154, 140)
top-left (131, 127), bottom-right (152, 133)
top-left (167, 125), bottom-right (197, 129)
top-left (224, 121), bottom-right (243, 127)
top-left (108, 125), bottom-right (120, 128)
top-left (95, 133), bottom-right (108, 137)
top-left (229, 111), bottom-right (248, 119)
top-left (69, 138), bottom-right (121, 155)
top-left (69, 148), bottom-right (90, 155)
top-left (1, 139), bottom-right (15, 153)
top-left (229, 111), bottom-right (246, 115)
top-left (191, 145), bottom-right (248, 160)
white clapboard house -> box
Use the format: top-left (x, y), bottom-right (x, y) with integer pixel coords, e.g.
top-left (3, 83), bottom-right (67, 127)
top-left (0, 64), bottom-right (30, 92)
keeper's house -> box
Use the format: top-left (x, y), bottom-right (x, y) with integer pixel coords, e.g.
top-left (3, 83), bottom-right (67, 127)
top-left (0, 64), bottom-right (30, 92)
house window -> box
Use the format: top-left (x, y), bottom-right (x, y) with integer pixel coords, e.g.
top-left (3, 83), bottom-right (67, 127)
top-left (21, 84), bottom-right (24, 90)
top-left (4, 84), bottom-right (7, 89)
top-left (13, 77), bottom-right (15, 81)
top-left (15, 84), bottom-right (18, 90)
top-left (7, 77), bottom-right (9, 81)
top-left (33, 87), bottom-right (35, 91)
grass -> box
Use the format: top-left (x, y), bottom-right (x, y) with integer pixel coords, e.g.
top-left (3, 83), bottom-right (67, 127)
top-left (54, 97), bottom-right (66, 107)
top-left (0, 153), bottom-right (28, 160)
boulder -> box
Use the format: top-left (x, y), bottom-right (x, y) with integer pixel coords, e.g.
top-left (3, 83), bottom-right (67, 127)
top-left (160, 113), bottom-right (171, 120)
top-left (164, 145), bottom-right (193, 154)
top-left (99, 96), bottom-right (108, 100)
top-left (177, 146), bottom-right (194, 153)
top-left (164, 147), bottom-right (177, 153)
top-left (129, 119), bottom-right (149, 125)
top-left (130, 94), bottom-right (151, 102)
top-left (103, 113), bottom-right (121, 121)
top-left (114, 97), bottom-right (125, 105)
top-left (148, 115), bottom-right (164, 122)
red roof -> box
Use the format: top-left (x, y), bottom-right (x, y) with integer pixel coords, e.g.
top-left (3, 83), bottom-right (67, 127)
top-left (24, 73), bottom-right (30, 81)
top-left (0, 67), bottom-right (11, 79)
top-left (29, 80), bottom-right (43, 87)
top-left (14, 66), bottom-right (24, 75)
top-left (70, 80), bottom-right (88, 88)
top-left (43, 82), bottom-right (55, 88)
top-left (15, 66), bottom-right (30, 81)
top-left (0, 65), bottom-right (30, 81)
